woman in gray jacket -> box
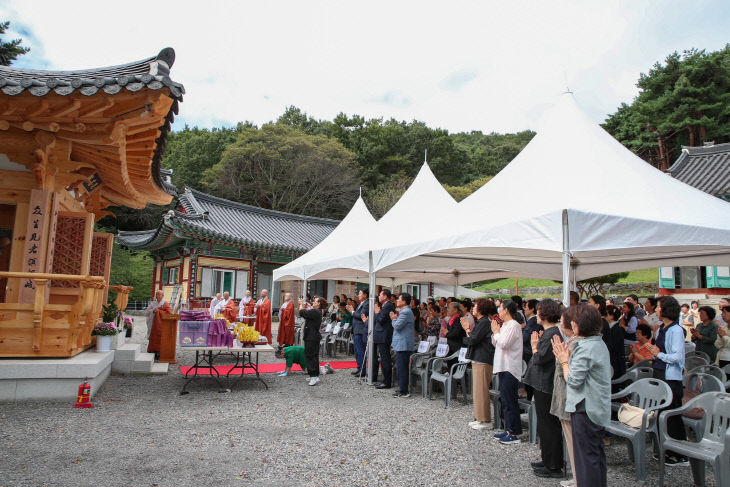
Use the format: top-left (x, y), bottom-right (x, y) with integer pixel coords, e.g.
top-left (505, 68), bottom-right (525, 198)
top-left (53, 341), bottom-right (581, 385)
top-left (552, 305), bottom-right (611, 487)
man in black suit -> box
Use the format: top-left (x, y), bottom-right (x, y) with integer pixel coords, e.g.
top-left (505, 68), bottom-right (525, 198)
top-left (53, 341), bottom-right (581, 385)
top-left (371, 289), bottom-right (395, 388)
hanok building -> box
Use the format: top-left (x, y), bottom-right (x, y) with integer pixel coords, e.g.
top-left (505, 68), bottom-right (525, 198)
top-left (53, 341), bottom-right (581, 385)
top-left (117, 187), bottom-right (339, 309)
top-left (661, 142), bottom-right (730, 295)
top-left (0, 48), bottom-right (183, 359)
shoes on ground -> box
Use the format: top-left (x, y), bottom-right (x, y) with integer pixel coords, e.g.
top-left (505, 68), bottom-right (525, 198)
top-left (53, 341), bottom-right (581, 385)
top-left (376, 384), bottom-right (391, 389)
top-left (468, 420), bottom-right (481, 427)
top-left (392, 391), bottom-right (410, 397)
top-left (325, 363), bottom-right (334, 374)
top-left (308, 377), bottom-right (320, 386)
top-left (493, 431), bottom-right (509, 440)
top-left (498, 433), bottom-right (521, 445)
top-left (351, 369), bottom-right (361, 376)
top-left (530, 461), bottom-right (544, 469)
top-left (277, 371), bottom-right (287, 377)
top-left (665, 456), bottom-right (689, 466)
top-left (559, 479), bottom-right (576, 487)
top-left (470, 422), bottom-right (490, 430)
top-left (533, 466), bottom-right (564, 478)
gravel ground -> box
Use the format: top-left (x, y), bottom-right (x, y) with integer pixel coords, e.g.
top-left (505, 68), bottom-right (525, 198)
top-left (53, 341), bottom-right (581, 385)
top-left (0, 318), bottom-right (713, 487)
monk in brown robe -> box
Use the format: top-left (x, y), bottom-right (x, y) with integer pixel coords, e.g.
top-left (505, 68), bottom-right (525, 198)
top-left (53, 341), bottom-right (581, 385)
top-left (278, 292), bottom-right (295, 348)
top-left (240, 290), bottom-right (255, 325)
top-left (220, 291), bottom-right (238, 323)
top-left (147, 290), bottom-right (172, 357)
top-left (255, 289), bottom-right (273, 344)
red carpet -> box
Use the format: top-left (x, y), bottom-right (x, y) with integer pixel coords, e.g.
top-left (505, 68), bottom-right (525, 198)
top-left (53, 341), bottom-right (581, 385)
top-left (179, 360), bottom-right (357, 376)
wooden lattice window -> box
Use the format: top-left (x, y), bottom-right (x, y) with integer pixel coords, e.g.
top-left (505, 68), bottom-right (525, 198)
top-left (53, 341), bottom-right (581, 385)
top-left (90, 234), bottom-right (113, 278)
top-left (51, 214), bottom-right (87, 287)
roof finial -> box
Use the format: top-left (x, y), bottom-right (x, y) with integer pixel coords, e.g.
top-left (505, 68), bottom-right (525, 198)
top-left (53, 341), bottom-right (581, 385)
top-left (424, 149), bottom-right (428, 164)
top-left (563, 72), bottom-right (573, 95)
top-left (359, 186), bottom-right (362, 198)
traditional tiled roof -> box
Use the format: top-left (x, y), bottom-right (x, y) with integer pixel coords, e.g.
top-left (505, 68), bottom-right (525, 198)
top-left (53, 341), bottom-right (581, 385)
top-left (0, 48), bottom-right (184, 197)
top-left (667, 143), bottom-right (730, 201)
top-left (117, 188), bottom-right (339, 253)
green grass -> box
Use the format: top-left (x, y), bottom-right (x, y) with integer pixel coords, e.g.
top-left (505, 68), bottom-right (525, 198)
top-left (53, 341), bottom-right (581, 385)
top-left (472, 268), bottom-right (658, 292)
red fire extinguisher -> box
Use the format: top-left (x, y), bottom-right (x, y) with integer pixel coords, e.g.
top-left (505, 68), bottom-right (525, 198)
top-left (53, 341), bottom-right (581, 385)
top-left (74, 377), bottom-right (93, 408)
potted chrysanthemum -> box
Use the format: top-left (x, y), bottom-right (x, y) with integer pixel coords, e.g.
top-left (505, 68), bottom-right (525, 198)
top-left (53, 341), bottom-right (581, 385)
top-left (92, 321), bottom-right (118, 352)
top-left (123, 316), bottom-right (133, 338)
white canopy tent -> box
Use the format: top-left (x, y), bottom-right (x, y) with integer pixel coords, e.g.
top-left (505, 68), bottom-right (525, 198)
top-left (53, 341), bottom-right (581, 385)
top-left (370, 93), bottom-right (730, 303)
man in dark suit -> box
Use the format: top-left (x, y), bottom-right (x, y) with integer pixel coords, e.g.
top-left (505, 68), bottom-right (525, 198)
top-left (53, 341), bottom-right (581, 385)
top-left (371, 289), bottom-right (395, 388)
top-left (348, 288), bottom-right (370, 376)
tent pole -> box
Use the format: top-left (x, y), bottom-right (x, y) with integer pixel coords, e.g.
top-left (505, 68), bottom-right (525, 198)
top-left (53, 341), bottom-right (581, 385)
top-left (453, 271), bottom-right (459, 298)
top-left (562, 210), bottom-right (570, 306)
top-left (302, 279), bottom-right (308, 299)
top-left (366, 251), bottom-right (376, 385)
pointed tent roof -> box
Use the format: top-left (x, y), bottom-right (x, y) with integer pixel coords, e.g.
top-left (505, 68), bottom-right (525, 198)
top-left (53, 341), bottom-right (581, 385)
top-left (279, 161), bottom-right (470, 284)
top-left (374, 93), bottom-right (730, 282)
top-left (273, 196), bottom-right (377, 281)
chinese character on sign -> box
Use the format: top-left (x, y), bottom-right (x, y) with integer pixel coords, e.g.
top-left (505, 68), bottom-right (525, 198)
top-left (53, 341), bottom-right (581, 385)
top-left (27, 258), bottom-right (36, 267)
top-left (24, 280), bottom-right (34, 289)
top-left (33, 219), bottom-right (39, 229)
top-left (32, 205), bottom-right (42, 215)
top-left (28, 244), bottom-right (38, 254)
top-left (82, 173), bottom-right (102, 193)
top-left (29, 233), bottom-right (40, 242)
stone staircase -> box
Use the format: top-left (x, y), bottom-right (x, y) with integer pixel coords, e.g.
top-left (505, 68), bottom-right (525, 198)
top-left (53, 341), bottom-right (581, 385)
top-left (112, 343), bottom-right (169, 375)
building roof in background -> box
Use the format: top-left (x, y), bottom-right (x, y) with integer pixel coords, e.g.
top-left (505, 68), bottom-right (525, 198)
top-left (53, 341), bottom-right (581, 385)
top-left (667, 142), bottom-right (730, 201)
top-left (117, 188), bottom-right (339, 254)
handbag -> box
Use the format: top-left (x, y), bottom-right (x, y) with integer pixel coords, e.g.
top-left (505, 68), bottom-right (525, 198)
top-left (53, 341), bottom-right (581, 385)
top-left (618, 404), bottom-right (653, 429)
top-left (682, 377), bottom-right (704, 419)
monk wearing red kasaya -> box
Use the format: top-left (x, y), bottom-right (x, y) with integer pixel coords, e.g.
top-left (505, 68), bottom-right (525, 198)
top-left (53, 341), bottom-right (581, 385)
top-left (239, 289), bottom-right (255, 324)
top-left (219, 291), bottom-right (238, 323)
top-left (255, 289), bottom-right (273, 344)
top-left (278, 292), bottom-right (295, 348)
top-left (147, 289), bottom-right (172, 358)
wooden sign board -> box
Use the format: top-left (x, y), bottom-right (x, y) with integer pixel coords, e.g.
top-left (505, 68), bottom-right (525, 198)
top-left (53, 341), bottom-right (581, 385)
top-left (20, 189), bottom-right (49, 303)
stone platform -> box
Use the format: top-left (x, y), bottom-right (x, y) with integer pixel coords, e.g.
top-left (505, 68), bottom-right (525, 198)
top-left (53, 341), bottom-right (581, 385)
top-left (0, 348), bottom-right (113, 402)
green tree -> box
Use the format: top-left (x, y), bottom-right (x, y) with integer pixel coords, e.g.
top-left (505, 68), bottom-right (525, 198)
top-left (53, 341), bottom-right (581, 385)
top-left (161, 124), bottom-right (250, 191)
top-left (107, 242), bottom-right (154, 301)
top-left (363, 175), bottom-right (412, 219)
top-left (605, 45), bottom-right (730, 169)
top-left (204, 124), bottom-right (360, 219)
top-left (443, 176), bottom-right (493, 202)
top-left (0, 21), bottom-right (30, 66)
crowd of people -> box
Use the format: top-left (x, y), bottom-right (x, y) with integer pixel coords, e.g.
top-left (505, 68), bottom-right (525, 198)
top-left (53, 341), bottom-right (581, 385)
top-left (179, 287), bottom-right (730, 485)
top-left (284, 289), bottom-right (730, 486)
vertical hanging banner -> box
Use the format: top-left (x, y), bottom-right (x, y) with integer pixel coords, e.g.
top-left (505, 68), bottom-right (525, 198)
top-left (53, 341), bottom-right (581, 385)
top-left (43, 192), bottom-right (59, 303)
top-left (20, 189), bottom-right (50, 303)
top-left (189, 255), bottom-right (197, 301)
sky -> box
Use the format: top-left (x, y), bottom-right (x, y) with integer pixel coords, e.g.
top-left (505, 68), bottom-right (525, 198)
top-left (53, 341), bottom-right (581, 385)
top-left (2, 0), bottom-right (729, 134)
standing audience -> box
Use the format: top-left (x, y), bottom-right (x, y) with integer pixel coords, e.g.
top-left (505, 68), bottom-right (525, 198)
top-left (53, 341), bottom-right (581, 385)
top-left (715, 305), bottom-right (730, 369)
top-left (645, 296), bottom-right (688, 465)
top-left (348, 289), bottom-right (369, 376)
top-left (492, 300), bottom-right (524, 445)
top-left (524, 299), bottom-right (564, 478)
top-left (552, 305), bottom-right (611, 487)
top-left (371, 289), bottom-right (395, 388)
top-left (461, 299), bottom-right (496, 430)
top-left (299, 297), bottom-right (324, 386)
top-left (391, 292), bottom-right (415, 397)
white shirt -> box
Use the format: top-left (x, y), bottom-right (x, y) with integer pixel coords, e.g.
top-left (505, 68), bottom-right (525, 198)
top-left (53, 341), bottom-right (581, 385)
top-left (209, 297), bottom-right (221, 318)
top-left (644, 312), bottom-right (661, 337)
top-left (214, 298), bottom-right (231, 316)
top-left (492, 319), bottom-right (523, 380)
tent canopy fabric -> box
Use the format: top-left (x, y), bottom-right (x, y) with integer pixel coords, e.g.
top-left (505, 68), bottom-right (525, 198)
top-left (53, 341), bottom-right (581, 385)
top-left (372, 93), bottom-right (730, 281)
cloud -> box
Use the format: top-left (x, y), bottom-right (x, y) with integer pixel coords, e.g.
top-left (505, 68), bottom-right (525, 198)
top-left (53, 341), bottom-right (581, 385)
top-left (439, 69), bottom-right (479, 92)
top-left (1, 0), bottom-right (728, 134)
top-left (368, 91), bottom-right (413, 108)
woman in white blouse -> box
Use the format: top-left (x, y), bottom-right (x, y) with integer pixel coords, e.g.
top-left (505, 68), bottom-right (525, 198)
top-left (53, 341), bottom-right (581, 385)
top-left (491, 300), bottom-right (524, 445)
